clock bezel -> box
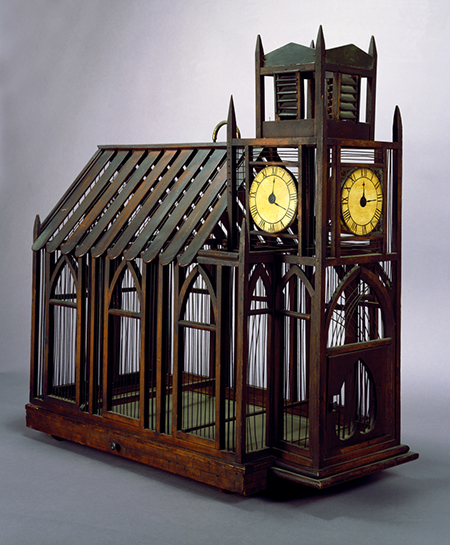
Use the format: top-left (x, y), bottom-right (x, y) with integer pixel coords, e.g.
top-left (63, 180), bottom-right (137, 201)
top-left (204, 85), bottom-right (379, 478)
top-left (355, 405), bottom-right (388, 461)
top-left (249, 165), bottom-right (298, 234)
top-left (340, 166), bottom-right (384, 237)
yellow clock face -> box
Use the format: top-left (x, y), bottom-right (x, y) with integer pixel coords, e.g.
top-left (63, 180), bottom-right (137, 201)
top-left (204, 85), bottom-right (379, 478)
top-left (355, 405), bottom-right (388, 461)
top-left (249, 166), bottom-right (298, 233)
top-left (341, 168), bottom-right (383, 236)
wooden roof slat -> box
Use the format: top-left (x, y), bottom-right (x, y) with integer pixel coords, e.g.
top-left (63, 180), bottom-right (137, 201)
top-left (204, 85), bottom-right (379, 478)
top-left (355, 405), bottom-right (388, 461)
top-left (32, 149), bottom-right (114, 251)
top-left (45, 151), bottom-right (130, 254)
top-left (38, 148), bottom-right (102, 232)
top-left (142, 149), bottom-right (226, 263)
top-left (35, 144), bottom-right (242, 265)
top-left (71, 151), bottom-right (158, 257)
top-left (91, 150), bottom-right (180, 258)
top-left (59, 150), bottom-right (146, 256)
top-left (105, 149), bottom-right (179, 260)
top-left (155, 156), bottom-right (227, 265)
top-left (177, 191), bottom-right (228, 267)
top-left (176, 154), bottom-right (246, 267)
top-left (123, 148), bottom-right (210, 261)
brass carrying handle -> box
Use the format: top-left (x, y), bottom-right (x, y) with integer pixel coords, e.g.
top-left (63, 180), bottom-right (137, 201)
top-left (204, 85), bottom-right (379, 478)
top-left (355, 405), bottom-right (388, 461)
top-left (212, 120), bottom-right (241, 142)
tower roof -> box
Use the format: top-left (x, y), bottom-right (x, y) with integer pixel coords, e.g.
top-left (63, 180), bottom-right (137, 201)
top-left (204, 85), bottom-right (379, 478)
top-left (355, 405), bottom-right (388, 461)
top-left (264, 42), bottom-right (315, 67)
top-left (326, 43), bottom-right (375, 70)
top-left (263, 41), bottom-right (374, 71)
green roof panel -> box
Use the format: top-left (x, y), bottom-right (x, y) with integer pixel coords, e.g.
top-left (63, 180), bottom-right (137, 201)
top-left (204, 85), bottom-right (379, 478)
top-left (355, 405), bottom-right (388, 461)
top-left (264, 42), bottom-right (315, 67)
top-left (325, 44), bottom-right (374, 70)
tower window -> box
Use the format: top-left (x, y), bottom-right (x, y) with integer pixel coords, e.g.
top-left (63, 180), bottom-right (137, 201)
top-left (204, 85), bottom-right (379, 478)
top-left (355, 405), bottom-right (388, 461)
top-left (327, 74), bottom-right (360, 121)
top-left (275, 72), bottom-right (301, 120)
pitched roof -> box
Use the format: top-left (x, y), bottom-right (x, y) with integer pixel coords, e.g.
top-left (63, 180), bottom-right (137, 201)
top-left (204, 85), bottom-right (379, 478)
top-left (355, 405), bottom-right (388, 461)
top-left (263, 41), bottom-right (374, 71)
top-left (264, 42), bottom-right (315, 67)
top-left (33, 144), bottom-right (231, 266)
top-left (325, 44), bottom-right (374, 70)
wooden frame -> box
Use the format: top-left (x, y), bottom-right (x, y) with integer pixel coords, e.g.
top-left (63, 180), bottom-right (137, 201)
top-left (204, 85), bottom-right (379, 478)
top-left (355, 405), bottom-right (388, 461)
top-left (27, 27), bottom-right (417, 495)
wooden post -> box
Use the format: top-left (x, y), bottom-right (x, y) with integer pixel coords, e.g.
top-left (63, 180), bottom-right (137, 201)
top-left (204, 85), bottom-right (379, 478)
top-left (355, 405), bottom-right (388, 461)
top-left (172, 263), bottom-right (183, 436)
top-left (88, 256), bottom-right (98, 415)
top-left (102, 257), bottom-right (112, 417)
top-left (44, 250), bottom-right (55, 401)
top-left (75, 256), bottom-right (87, 408)
top-left (309, 24), bottom-right (328, 469)
top-left (156, 262), bottom-right (167, 433)
top-left (392, 105), bottom-right (403, 442)
top-left (235, 221), bottom-right (249, 462)
top-left (215, 264), bottom-right (224, 450)
top-left (367, 36), bottom-right (378, 140)
top-left (227, 96), bottom-right (238, 251)
top-left (255, 35), bottom-right (265, 138)
top-left (140, 262), bottom-right (149, 429)
top-left (30, 215), bottom-right (41, 401)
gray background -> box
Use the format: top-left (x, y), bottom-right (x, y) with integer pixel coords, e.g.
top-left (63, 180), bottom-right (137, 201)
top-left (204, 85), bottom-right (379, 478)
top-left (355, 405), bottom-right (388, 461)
top-left (1, 1), bottom-right (449, 543)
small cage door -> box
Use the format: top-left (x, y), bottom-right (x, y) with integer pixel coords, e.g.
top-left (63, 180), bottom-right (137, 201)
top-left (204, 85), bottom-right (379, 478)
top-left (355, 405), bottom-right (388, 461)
top-left (327, 345), bottom-right (389, 454)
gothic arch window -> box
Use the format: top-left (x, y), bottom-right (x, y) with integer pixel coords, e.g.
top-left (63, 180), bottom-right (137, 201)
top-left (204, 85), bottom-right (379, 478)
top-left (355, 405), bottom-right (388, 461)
top-left (326, 266), bottom-right (393, 349)
top-left (48, 255), bottom-right (79, 403)
top-left (278, 264), bottom-right (312, 448)
top-left (178, 265), bottom-right (217, 441)
top-left (246, 263), bottom-right (271, 453)
top-left (106, 259), bottom-right (143, 421)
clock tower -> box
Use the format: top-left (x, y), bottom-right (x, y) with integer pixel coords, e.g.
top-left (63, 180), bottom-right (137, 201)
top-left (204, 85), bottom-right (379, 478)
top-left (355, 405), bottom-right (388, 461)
top-left (225, 25), bottom-right (417, 485)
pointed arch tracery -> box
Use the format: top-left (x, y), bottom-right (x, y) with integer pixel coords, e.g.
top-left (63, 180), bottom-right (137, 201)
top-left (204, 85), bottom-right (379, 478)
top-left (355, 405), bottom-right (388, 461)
top-left (245, 263), bottom-right (272, 453)
top-left (178, 264), bottom-right (217, 441)
top-left (179, 264), bottom-right (217, 325)
top-left (326, 265), bottom-right (394, 349)
top-left (277, 264), bottom-right (312, 449)
top-left (48, 254), bottom-right (79, 403)
top-left (106, 258), bottom-right (143, 421)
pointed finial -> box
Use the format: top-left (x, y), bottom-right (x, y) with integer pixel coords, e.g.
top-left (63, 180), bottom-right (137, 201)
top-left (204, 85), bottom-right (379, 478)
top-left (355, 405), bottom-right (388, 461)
top-left (310, 39), bottom-right (315, 49)
top-left (227, 95), bottom-right (238, 143)
top-left (256, 34), bottom-right (264, 66)
top-left (33, 214), bottom-right (41, 243)
top-left (316, 25), bottom-right (325, 51)
top-left (368, 35), bottom-right (377, 59)
top-left (393, 106), bottom-right (402, 143)
top-left (228, 95), bottom-right (236, 123)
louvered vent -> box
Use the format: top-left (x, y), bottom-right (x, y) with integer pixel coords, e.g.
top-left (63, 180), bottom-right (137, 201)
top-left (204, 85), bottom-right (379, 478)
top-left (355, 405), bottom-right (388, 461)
top-left (327, 74), bottom-right (360, 121)
top-left (275, 72), bottom-right (299, 120)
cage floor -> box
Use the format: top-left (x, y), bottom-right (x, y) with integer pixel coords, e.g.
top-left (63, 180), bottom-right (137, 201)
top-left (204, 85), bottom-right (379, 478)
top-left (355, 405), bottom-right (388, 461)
top-left (110, 391), bottom-right (309, 450)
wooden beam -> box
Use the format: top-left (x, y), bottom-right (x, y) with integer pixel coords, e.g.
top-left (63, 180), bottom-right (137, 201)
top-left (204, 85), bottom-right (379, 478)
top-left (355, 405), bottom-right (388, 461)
top-left (227, 96), bottom-right (238, 250)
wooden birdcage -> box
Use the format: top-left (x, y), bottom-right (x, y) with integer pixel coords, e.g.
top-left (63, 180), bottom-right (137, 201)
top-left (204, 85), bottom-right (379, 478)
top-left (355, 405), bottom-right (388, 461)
top-left (26, 27), bottom-right (417, 495)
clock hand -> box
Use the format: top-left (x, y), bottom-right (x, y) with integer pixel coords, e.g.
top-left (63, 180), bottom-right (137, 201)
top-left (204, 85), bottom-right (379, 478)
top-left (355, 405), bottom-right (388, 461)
top-left (268, 178), bottom-right (277, 204)
top-left (267, 179), bottom-right (287, 210)
top-left (360, 181), bottom-right (367, 207)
